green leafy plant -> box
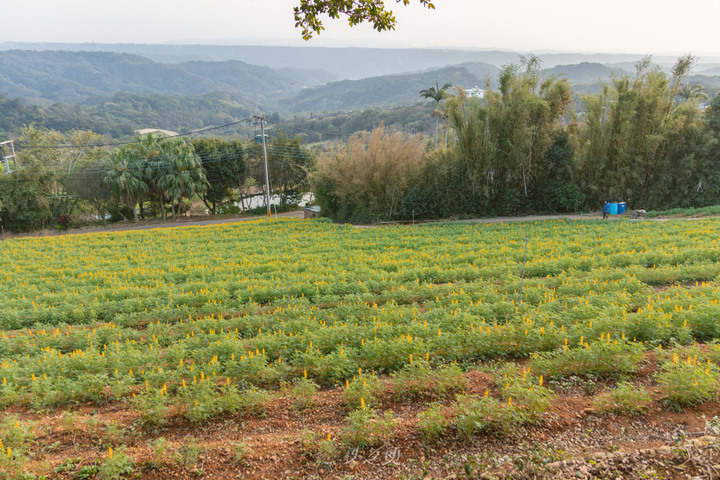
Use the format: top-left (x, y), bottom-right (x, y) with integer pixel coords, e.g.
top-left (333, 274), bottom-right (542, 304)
top-left (341, 408), bottom-right (396, 449)
top-left (392, 359), bottom-right (467, 401)
top-left (146, 437), bottom-right (177, 468)
top-left (0, 446), bottom-right (29, 480)
top-left (131, 388), bottom-right (169, 427)
top-left (417, 402), bottom-right (450, 443)
top-left (530, 341), bottom-right (644, 379)
top-left (593, 381), bottom-right (652, 415)
top-left (178, 380), bottom-right (241, 423)
top-left (452, 394), bottom-right (516, 439)
top-left (178, 436), bottom-right (204, 468)
top-left (238, 387), bottom-right (272, 417)
top-left (0, 416), bottom-right (35, 451)
top-left (656, 361), bottom-right (718, 409)
top-left (341, 374), bottom-right (384, 411)
top-left (230, 441), bottom-right (252, 466)
top-left (297, 429), bottom-right (338, 464)
top-left (76, 464), bottom-right (101, 480)
top-left (55, 458), bottom-right (81, 474)
top-left (98, 447), bottom-right (134, 480)
top-left (290, 377), bottom-right (319, 411)
top-left (497, 375), bottom-right (554, 424)
top-left (317, 435), bottom-right (338, 464)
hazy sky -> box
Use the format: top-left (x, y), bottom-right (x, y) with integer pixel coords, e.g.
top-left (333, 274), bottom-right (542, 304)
top-left (4, 0), bottom-right (720, 56)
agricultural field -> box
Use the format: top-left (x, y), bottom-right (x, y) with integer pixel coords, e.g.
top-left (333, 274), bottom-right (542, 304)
top-left (2, 217), bottom-right (720, 479)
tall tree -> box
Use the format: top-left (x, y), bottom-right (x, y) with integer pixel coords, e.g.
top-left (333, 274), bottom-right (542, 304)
top-left (157, 138), bottom-right (208, 217)
top-left (104, 147), bottom-right (148, 222)
top-left (445, 87), bottom-right (494, 198)
top-left (677, 82), bottom-right (707, 103)
top-left (121, 133), bottom-right (208, 220)
top-left (247, 132), bottom-right (314, 207)
top-left (491, 56), bottom-right (572, 198)
top-left (0, 176), bottom-right (53, 232)
top-left (420, 82), bottom-right (452, 149)
top-left (191, 138), bottom-right (246, 215)
top-left (573, 54), bottom-right (701, 209)
top-left (445, 56), bottom-right (572, 207)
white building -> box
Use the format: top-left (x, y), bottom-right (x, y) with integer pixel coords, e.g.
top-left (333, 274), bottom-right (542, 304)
top-left (465, 87), bottom-right (485, 99)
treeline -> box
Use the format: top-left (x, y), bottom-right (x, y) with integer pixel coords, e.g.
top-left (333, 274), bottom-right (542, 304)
top-left (0, 92), bottom-right (433, 145)
top-left (314, 55), bottom-right (720, 223)
top-left (0, 128), bottom-right (312, 232)
top-left (279, 104), bottom-right (435, 143)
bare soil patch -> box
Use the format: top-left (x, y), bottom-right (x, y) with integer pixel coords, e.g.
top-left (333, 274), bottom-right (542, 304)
top-left (15, 352), bottom-right (720, 480)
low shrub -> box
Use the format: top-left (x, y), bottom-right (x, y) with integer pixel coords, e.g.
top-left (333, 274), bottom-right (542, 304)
top-left (593, 381), bottom-right (652, 415)
top-left (656, 361), bottom-right (718, 409)
top-left (99, 447), bottom-right (134, 480)
top-left (417, 403), bottom-right (450, 444)
top-left (290, 377), bottom-right (319, 411)
top-left (392, 359), bottom-right (467, 401)
top-left (530, 340), bottom-right (644, 379)
top-left (341, 408), bottom-right (396, 449)
top-left (452, 394), bottom-right (515, 439)
top-left (341, 374), bottom-right (384, 411)
top-left (497, 375), bottom-right (554, 424)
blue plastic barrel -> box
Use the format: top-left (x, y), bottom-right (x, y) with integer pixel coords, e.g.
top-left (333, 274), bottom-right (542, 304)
top-left (618, 202), bottom-right (626, 214)
top-left (609, 203), bottom-right (619, 215)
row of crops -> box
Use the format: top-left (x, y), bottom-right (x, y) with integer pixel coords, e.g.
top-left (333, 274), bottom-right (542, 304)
top-left (1, 217), bottom-right (720, 410)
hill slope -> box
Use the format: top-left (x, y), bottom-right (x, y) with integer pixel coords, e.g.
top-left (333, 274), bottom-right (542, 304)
top-left (282, 66), bottom-right (484, 112)
top-left (0, 50), bottom-right (305, 103)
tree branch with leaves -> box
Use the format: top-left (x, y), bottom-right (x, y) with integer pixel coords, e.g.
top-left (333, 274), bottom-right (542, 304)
top-left (294, 0), bottom-right (435, 40)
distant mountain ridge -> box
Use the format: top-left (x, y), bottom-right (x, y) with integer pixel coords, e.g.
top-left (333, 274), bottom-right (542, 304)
top-left (543, 62), bottom-right (629, 85)
top-left (5, 42), bottom-right (714, 80)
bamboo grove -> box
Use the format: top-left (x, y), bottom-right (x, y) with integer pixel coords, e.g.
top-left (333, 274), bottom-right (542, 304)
top-left (314, 55), bottom-right (720, 223)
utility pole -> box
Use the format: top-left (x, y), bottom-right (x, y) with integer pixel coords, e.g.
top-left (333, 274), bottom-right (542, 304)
top-left (0, 140), bottom-right (16, 175)
top-left (253, 114), bottom-right (271, 217)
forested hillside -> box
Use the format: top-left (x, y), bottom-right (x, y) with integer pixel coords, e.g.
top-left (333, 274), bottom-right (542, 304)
top-left (281, 66), bottom-right (485, 112)
top-left (0, 50), bottom-right (307, 103)
top-left (0, 91), bottom-right (256, 137)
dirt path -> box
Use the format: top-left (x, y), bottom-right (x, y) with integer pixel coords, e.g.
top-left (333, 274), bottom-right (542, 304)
top-left (5, 208), bottom-right (708, 241)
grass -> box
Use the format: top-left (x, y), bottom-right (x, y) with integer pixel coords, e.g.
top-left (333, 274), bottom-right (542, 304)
top-left (646, 205), bottom-right (720, 218)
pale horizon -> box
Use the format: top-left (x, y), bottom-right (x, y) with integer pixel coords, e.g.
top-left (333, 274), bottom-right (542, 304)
top-left (3, 0), bottom-right (720, 59)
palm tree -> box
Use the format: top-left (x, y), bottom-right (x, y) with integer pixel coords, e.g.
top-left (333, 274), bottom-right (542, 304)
top-left (133, 133), bottom-right (170, 220)
top-left (157, 138), bottom-right (207, 217)
top-left (677, 82), bottom-right (707, 103)
top-left (420, 82), bottom-right (452, 149)
top-left (104, 147), bottom-right (148, 222)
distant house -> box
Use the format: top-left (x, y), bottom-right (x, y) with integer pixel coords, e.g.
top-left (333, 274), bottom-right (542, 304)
top-left (134, 128), bottom-right (179, 137)
top-left (465, 87), bottom-right (485, 99)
